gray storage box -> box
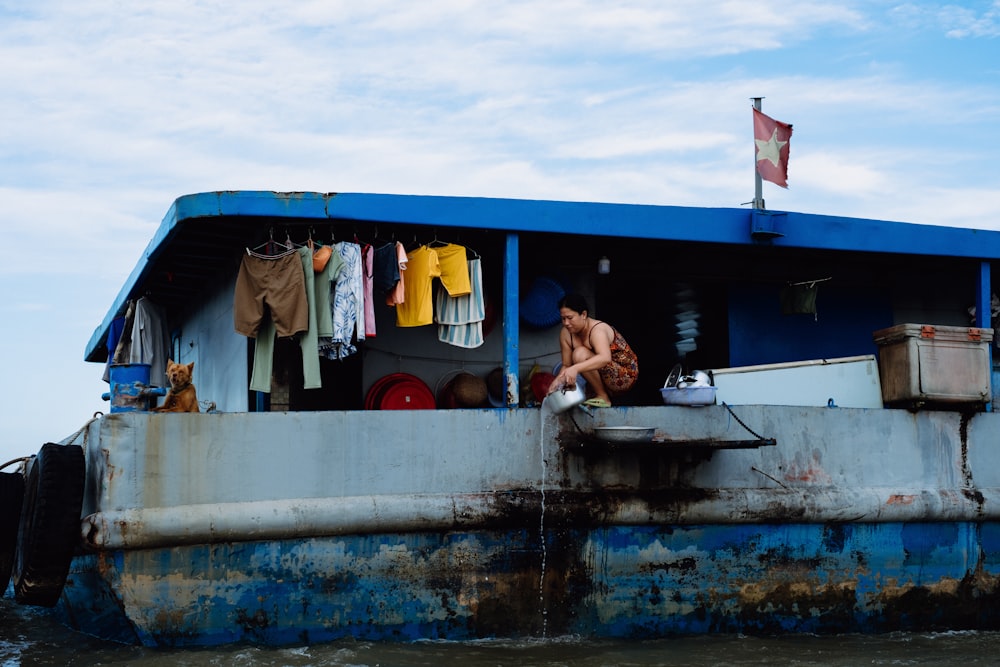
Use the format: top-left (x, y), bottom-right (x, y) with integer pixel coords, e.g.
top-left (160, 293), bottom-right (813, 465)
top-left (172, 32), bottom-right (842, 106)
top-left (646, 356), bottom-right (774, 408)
top-left (873, 323), bottom-right (993, 405)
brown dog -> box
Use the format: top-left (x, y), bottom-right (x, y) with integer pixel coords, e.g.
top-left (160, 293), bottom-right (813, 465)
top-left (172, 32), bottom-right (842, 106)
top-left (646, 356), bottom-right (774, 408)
top-left (153, 360), bottom-right (200, 413)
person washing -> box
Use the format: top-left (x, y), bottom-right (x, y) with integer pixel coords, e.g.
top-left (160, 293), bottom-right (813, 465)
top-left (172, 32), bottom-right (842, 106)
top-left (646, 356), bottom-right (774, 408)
top-left (547, 294), bottom-right (638, 407)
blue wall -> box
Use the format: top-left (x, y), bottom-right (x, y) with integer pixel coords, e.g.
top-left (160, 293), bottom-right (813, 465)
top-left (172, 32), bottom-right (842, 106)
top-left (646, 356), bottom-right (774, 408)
top-left (728, 283), bottom-right (894, 367)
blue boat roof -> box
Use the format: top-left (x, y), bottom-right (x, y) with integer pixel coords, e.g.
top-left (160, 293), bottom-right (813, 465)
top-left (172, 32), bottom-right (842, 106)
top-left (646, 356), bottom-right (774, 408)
top-left (85, 190), bottom-right (1000, 362)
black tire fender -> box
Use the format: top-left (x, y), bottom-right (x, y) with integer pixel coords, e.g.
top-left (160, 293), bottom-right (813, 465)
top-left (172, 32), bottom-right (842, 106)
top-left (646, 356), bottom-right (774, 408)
top-left (0, 470), bottom-right (25, 594)
top-left (13, 443), bottom-right (85, 607)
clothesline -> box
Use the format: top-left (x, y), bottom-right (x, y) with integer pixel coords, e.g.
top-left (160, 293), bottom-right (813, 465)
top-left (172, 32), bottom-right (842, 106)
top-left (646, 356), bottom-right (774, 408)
top-left (788, 276), bottom-right (832, 287)
top-left (364, 345), bottom-right (562, 366)
top-left (246, 224), bottom-right (482, 257)
top-left (233, 240), bottom-right (488, 393)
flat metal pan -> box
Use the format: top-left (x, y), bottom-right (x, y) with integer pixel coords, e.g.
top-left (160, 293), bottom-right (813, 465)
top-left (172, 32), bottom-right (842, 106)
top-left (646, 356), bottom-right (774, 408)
top-left (592, 426), bottom-right (655, 443)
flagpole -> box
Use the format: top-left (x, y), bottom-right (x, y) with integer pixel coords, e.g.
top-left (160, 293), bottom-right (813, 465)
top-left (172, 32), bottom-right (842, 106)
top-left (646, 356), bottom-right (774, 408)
top-left (751, 97), bottom-right (764, 210)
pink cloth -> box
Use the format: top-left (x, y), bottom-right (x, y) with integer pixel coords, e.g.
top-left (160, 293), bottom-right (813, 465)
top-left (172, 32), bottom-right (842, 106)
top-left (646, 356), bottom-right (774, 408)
top-left (385, 242), bottom-right (407, 307)
top-left (363, 243), bottom-right (376, 337)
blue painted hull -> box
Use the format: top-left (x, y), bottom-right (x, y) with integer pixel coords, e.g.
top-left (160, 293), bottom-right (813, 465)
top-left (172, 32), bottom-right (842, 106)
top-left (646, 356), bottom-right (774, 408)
top-left (62, 521), bottom-right (1000, 647)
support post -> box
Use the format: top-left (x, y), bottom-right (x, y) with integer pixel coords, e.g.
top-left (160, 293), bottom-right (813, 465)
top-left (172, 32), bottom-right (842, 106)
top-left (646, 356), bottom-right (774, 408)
top-left (751, 96), bottom-right (765, 211)
top-left (503, 233), bottom-right (520, 406)
top-left (978, 260), bottom-right (993, 411)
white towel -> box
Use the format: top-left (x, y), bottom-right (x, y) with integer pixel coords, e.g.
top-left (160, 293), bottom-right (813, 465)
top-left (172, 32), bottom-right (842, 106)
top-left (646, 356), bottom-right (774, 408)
top-left (437, 258), bottom-right (485, 348)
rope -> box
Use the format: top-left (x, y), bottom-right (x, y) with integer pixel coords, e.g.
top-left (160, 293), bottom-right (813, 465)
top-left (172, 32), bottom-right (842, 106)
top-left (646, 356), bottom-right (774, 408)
top-left (721, 401), bottom-right (767, 440)
top-left (0, 456), bottom-right (31, 472)
top-left (60, 413), bottom-right (103, 447)
top-left (568, 410), bottom-right (586, 434)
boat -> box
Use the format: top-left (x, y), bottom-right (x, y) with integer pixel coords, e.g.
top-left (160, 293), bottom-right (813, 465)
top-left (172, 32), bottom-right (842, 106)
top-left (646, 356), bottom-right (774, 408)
top-left (4, 190), bottom-right (1000, 647)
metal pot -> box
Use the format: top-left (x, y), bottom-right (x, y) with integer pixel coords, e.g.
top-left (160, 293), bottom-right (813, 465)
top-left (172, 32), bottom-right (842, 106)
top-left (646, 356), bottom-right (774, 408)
top-left (678, 370), bottom-right (712, 388)
top-left (692, 370), bottom-right (712, 386)
top-left (543, 382), bottom-right (586, 414)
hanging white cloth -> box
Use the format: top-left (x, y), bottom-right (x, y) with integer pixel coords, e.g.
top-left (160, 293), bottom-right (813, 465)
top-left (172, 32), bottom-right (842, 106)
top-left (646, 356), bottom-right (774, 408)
top-left (128, 297), bottom-right (171, 386)
top-left (436, 258), bottom-right (486, 348)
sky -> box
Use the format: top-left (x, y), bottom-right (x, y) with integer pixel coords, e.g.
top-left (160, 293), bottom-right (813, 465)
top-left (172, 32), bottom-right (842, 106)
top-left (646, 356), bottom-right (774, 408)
top-left (0, 0), bottom-right (998, 465)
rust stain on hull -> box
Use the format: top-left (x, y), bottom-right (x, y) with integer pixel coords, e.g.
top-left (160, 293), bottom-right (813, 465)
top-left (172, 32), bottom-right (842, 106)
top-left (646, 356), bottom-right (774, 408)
top-left (61, 516), bottom-right (1000, 646)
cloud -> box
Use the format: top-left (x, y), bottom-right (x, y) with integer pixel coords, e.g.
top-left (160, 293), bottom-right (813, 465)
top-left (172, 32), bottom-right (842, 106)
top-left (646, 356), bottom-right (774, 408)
top-left (941, 1), bottom-right (1000, 38)
top-left (1, 0), bottom-right (1000, 465)
top-left (0, 1), bottom-right (998, 241)
top-left (890, 1), bottom-right (1000, 39)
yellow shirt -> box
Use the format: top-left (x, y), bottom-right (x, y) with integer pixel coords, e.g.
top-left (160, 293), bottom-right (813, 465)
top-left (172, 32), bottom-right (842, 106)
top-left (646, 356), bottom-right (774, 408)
top-left (435, 243), bottom-right (471, 297)
top-left (396, 244), bottom-right (470, 327)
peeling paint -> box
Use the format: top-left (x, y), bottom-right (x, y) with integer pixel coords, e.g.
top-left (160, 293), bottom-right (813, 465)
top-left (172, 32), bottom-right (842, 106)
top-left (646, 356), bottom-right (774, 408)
top-left (59, 405), bottom-right (1000, 646)
top-left (63, 520), bottom-right (1000, 646)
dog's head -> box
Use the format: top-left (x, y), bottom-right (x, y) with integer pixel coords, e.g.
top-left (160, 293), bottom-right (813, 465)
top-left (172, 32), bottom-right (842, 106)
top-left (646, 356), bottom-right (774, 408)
top-left (165, 359), bottom-right (194, 389)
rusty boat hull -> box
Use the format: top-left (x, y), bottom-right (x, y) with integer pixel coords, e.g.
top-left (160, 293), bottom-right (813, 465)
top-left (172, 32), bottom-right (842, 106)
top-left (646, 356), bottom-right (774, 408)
top-left (52, 404), bottom-right (1000, 646)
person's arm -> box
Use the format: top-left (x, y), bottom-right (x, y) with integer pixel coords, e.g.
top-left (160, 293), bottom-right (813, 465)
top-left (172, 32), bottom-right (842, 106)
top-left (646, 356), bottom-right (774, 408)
top-left (548, 329), bottom-right (575, 394)
top-left (553, 323), bottom-right (614, 391)
top-left (559, 328), bottom-right (573, 369)
top-left (573, 322), bottom-right (613, 373)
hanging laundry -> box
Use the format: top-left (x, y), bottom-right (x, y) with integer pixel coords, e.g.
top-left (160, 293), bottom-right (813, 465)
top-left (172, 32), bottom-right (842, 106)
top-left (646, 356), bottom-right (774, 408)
top-left (248, 248), bottom-right (322, 392)
top-left (102, 315), bottom-right (127, 383)
top-left (311, 240), bottom-right (332, 273)
top-left (781, 283), bottom-right (819, 319)
top-left (128, 297), bottom-right (172, 387)
top-left (435, 243), bottom-right (472, 297)
top-left (436, 257), bottom-right (486, 348)
top-left (320, 241), bottom-right (365, 360)
top-left (233, 251), bottom-right (308, 338)
top-left (395, 245), bottom-right (437, 327)
top-left (313, 246), bottom-right (345, 343)
top-left (396, 244), bottom-right (470, 327)
top-left (296, 246), bottom-right (322, 389)
top-left (362, 243), bottom-right (376, 338)
top-left (372, 241), bottom-right (401, 295)
top-left (385, 241), bottom-right (408, 307)
top-left (112, 300), bottom-right (136, 365)
top-left (249, 315), bottom-right (277, 393)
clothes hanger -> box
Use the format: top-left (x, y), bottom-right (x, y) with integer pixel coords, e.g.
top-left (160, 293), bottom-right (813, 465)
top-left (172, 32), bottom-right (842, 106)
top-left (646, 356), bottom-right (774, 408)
top-left (428, 229), bottom-right (448, 247)
top-left (247, 228), bottom-right (297, 258)
top-left (451, 232), bottom-right (479, 259)
top-left (788, 276), bottom-right (832, 288)
top-left (371, 225), bottom-right (391, 249)
top-left (284, 229), bottom-right (308, 249)
top-left (249, 227), bottom-right (282, 252)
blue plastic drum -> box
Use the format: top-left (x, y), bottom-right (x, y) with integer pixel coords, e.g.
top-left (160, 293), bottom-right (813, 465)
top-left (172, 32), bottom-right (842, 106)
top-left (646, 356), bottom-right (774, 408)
top-left (103, 363), bottom-right (164, 413)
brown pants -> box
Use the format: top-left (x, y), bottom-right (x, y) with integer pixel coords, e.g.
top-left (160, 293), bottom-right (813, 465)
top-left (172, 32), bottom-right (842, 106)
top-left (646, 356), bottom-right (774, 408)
top-left (233, 252), bottom-right (308, 338)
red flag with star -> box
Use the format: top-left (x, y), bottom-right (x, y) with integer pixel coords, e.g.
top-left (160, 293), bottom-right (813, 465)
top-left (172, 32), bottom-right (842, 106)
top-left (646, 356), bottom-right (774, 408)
top-left (753, 108), bottom-right (793, 188)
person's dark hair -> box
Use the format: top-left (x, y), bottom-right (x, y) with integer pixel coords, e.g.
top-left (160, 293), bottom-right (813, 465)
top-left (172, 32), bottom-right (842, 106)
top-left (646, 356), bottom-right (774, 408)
top-left (559, 293), bottom-right (590, 315)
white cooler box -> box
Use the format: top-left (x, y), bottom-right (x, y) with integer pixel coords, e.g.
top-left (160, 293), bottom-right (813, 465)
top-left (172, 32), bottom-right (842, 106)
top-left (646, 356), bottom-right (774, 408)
top-left (710, 355), bottom-right (883, 408)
